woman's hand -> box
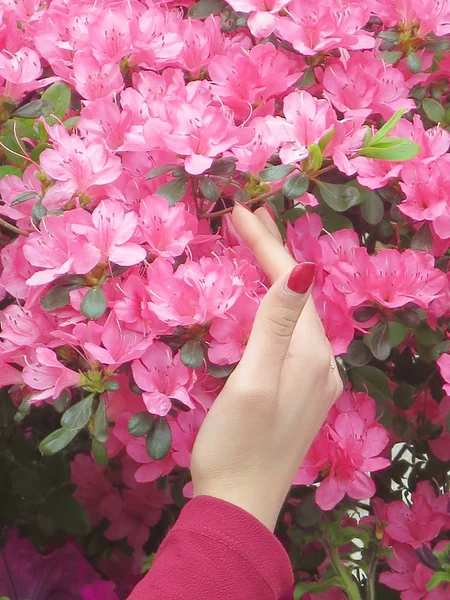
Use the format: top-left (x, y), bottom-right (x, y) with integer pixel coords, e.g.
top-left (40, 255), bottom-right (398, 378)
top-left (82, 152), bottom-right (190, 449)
top-left (191, 204), bottom-right (343, 531)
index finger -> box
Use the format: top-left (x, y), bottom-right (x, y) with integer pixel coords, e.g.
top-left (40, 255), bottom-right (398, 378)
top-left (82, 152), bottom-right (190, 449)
top-left (232, 204), bottom-right (295, 283)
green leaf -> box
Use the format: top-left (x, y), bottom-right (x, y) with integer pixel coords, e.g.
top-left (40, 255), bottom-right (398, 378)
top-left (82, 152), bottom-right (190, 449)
top-left (423, 98), bottom-right (446, 123)
top-left (407, 51), bottom-right (422, 73)
top-left (156, 176), bottom-right (189, 205)
top-left (14, 397), bottom-right (30, 422)
top-left (11, 100), bottom-right (46, 119)
top-left (370, 320), bottom-right (391, 361)
top-left (92, 439), bottom-right (109, 466)
top-left (39, 428), bottom-right (79, 455)
top-left (63, 116), bottom-right (80, 130)
top-left (0, 165), bottom-right (22, 179)
top-left (205, 157), bottom-right (237, 176)
top-left (414, 322), bottom-right (444, 346)
top-left (104, 380), bottom-right (119, 392)
top-left (11, 190), bottom-right (38, 205)
top-left (343, 340), bottom-right (372, 367)
top-left (40, 277), bottom-right (86, 311)
top-left (188, 0), bottom-right (226, 18)
top-left (350, 365), bottom-right (393, 404)
top-left (393, 383), bottom-right (416, 409)
top-left (381, 50), bottom-right (403, 64)
top-left (146, 417), bottom-right (172, 460)
top-left (93, 397), bottom-right (109, 442)
top-left (11, 468), bottom-right (45, 498)
top-left (128, 411), bottom-right (154, 437)
top-left (318, 129), bottom-right (335, 152)
top-left (361, 191), bottom-right (384, 225)
top-left (259, 164), bottom-right (295, 182)
top-left (317, 181), bottom-right (361, 212)
top-left (411, 223), bottom-right (433, 252)
top-left (42, 488), bottom-right (91, 535)
top-left (61, 395), bottom-right (94, 430)
top-left (353, 306), bottom-right (378, 323)
top-left (180, 340), bottom-right (204, 369)
top-left (294, 577), bottom-right (344, 599)
top-left (206, 360), bottom-right (236, 379)
top-left (146, 164), bottom-right (178, 180)
top-left (81, 287), bottom-right (107, 320)
top-left (389, 322), bottom-right (409, 348)
top-left (199, 176), bottom-right (220, 202)
top-left (296, 66), bottom-right (315, 89)
top-left (426, 571), bottom-right (450, 591)
top-left (371, 109), bottom-right (406, 145)
top-left (282, 173), bottom-right (309, 199)
top-left (31, 199), bottom-right (48, 225)
top-left (358, 138), bottom-right (421, 161)
top-left (41, 82), bottom-right (71, 121)
top-left (295, 492), bottom-right (322, 527)
top-left (378, 30), bottom-right (400, 42)
top-left (302, 143), bottom-right (323, 172)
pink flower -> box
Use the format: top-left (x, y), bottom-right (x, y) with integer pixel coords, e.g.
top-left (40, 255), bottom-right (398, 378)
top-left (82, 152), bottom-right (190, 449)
top-left (226, 0), bottom-right (291, 37)
top-left (131, 342), bottom-right (195, 416)
top-left (209, 294), bottom-right (260, 365)
top-left (138, 195), bottom-right (197, 259)
top-left (71, 454), bottom-right (114, 527)
top-left (437, 354), bottom-right (450, 395)
top-left (81, 581), bottom-right (118, 600)
top-left (156, 90), bottom-right (254, 175)
top-left (296, 392), bottom-right (390, 510)
top-left (22, 347), bottom-right (81, 402)
top-left (399, 161), bottom-right (449, 222)
top-left (385, 481), bottom-right (450, 548)
top-left (276, 0), bottom-right (374, 57)
top-left (0, 305), bottom-right (52, 348)
top-left (279, 91), bottom-right (338, 164)
top-left (148, 256), bottom-right (243, 327)
top-left (323, 51), bottom-right (414, 119)
top-left (73, 50), bottom-right (123, 100)
top-left (83, 313), bottom-right (153, 372)
top-left (23, 210), bottom-right (101, 286)
top-left (39, 125), bottom-right (122, 210)
top-left (100, 486), bottom-right (164, 551)
top-left (72, 200), bottom-right (146, 267)
top-left (371, 0), bottom-right (450, 37)
top-left (1, 236), bottom-right (36, 298)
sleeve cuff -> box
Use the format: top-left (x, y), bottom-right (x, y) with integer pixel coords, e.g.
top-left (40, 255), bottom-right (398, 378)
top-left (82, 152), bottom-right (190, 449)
top-left (172, 495), bottom-right (294, 599)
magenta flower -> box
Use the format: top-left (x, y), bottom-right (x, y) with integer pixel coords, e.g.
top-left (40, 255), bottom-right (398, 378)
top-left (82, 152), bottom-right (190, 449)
top-left (0, 529), bottom-right (103, 600)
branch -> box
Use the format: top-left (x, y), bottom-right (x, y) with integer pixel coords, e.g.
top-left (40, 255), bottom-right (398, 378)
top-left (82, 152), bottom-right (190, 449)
top-left (0, 217), bottom-right (29, 237)
top-left (200, 186), bottom-right (283, 220)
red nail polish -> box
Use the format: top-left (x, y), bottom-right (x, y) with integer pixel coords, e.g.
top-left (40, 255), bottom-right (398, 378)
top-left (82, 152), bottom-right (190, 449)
top-left (287, 263), bottom-right (316, 295)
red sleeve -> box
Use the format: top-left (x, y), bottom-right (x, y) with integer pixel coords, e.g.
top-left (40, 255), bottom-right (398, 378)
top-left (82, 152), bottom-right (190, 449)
top-left (126, 495), bottom-right (294, 600)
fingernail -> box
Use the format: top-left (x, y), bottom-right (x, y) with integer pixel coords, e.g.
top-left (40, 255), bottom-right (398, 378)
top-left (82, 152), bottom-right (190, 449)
top-left (286, 262), bottom-right (316, 295)
top-left (234, 199), bottom-right (251, 211)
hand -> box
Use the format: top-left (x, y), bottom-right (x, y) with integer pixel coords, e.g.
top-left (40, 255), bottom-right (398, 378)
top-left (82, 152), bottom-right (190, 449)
top-left (191, 204), bottom-right (343, 531)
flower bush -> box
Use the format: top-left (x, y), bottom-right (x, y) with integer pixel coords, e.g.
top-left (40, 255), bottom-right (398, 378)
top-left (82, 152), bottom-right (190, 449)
top-left (2, 0), bottom-right (450, 598)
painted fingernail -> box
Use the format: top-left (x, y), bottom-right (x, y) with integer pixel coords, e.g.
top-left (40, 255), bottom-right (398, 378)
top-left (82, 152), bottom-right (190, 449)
top-left (286, 262), bottom-right (316, 295)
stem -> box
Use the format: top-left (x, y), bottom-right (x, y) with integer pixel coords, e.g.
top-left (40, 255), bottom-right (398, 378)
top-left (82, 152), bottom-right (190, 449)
top-left (200, 186), bottom-right (283, 220)
top-left (324, 541), bottom-right (362, 600)
top-left (366, 552), bottom-right (378, 600)
top-left (0, 216), bottom-right (29, 237)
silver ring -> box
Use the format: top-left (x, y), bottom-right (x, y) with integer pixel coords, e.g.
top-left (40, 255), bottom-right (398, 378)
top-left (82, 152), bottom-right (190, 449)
top-left (330, 363), bottom-right (337, 371)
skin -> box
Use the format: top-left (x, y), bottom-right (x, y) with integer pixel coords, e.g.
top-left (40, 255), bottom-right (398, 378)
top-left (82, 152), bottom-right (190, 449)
top-left (192, 204), bottom-right (343, 532)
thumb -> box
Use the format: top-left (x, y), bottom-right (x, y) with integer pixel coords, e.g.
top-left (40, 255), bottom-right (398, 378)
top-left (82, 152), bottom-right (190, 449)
top-left (236, 262), bottom-right (316, 385)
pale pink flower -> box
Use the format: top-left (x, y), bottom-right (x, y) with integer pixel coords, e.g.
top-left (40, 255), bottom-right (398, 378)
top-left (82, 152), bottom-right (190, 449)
top-left (23, 210), bottom-right (101, 286)
top-left (323, 51), bottom-right (414, 119)
top-left (226, 0), bottom-right (291, 37)
top-left (177, 16), bottom-right (224, 76)
top-left (22, 347), bottom-right (81, 402)
top-left (138, 195), bottom-right (197, 259)
top-left (83, 313), bottom-right (153, 372)
top-left (72, 200), bottom-right (146, 267)
top-left (371, 0), bottom-right (450, 37)
top-left (279, 91), bottom-right (338, 164)
top-left (1, 236), bottom-right (36, 299)
top-left (131, 342), bottom-right (196, 416)
top-left (276, 0), bottom-right (374, 56)
top-left (39, 125), bottom-right (122, 210)
top-left (0, 305), bottom-right (52, 348)
top-left (148, 256), bottom-right (243, 327)
top-left (209, 294), bottom-right (260, 365)
top-left (72, 50), bottom-right (123, 100)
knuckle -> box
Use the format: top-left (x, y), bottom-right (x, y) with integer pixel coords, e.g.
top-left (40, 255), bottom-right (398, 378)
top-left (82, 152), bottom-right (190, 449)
top-left (263, 306), bottom-right (299, 340)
